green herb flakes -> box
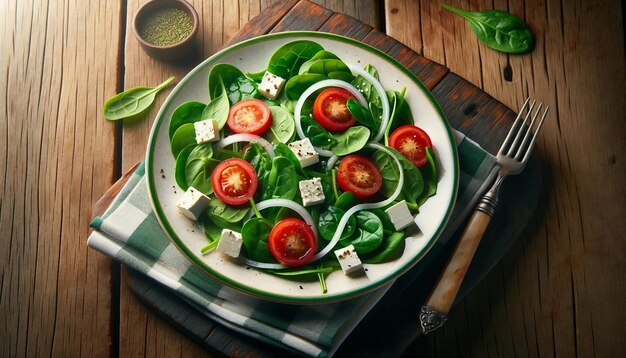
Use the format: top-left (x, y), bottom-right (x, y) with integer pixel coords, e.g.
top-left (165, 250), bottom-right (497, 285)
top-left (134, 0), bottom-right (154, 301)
top-left (140, 8), bottom-right (193, 46)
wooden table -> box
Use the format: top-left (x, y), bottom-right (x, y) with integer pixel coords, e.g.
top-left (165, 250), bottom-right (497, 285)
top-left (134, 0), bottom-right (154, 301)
top-left (1, 0), bottom-right (624, 356)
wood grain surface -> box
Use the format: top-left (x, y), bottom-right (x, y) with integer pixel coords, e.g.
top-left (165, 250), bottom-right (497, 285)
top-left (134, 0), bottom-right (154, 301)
top-left (1, 0), bottom-right (624, 358)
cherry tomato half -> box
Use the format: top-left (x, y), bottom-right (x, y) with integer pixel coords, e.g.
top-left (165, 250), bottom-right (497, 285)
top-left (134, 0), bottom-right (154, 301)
top-left (211, 158), bottom-right (258, 206)
top-left (312, 88), bottom-right (357, 132)
top-left (389, 125), bottom-right (433, 168)
top-left (337, 154), bottom-right (383, 199)
top-left (268, 218), bottom-right (317, 267)
top-left (227, 99), bottom-right (272, 135)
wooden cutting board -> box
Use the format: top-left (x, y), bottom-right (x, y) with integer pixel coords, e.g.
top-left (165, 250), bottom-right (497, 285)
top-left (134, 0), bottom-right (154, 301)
top-left (95, 0), bottom-right (541, 356)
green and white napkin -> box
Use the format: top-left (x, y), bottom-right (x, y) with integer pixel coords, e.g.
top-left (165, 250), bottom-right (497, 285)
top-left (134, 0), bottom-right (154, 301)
top-left (88, 131), bottom-right (497, 358)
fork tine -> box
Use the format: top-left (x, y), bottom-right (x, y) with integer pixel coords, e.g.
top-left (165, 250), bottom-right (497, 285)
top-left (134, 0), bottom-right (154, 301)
top-left (521, 106), bottom-right (549, 163)
top-left (514, 102), bottom-right (543, 159)
top-left (498, 97), bottom-right (531, 156)
top-left (506, 100), bottom-right (536, 156)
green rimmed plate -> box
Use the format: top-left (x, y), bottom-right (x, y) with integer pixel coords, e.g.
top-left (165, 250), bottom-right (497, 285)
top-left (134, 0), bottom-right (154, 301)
top-left (146, 32), bottom-right (459, 304)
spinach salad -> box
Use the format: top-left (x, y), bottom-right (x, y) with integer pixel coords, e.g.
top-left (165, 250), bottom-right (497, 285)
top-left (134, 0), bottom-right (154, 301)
top-left (169, 40), bottom-right (438, 293)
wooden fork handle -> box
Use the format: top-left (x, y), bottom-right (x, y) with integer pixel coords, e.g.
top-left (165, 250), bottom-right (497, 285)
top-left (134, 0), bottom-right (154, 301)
top-left (419, 209), bottom-right (492, 334)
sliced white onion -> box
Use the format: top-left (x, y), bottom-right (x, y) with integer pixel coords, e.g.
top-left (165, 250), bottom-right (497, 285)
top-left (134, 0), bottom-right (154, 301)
top-left (348, 65), bottom-right (391, 143)
top-left (239, 199), bottom-right (317, 269)
top-left (215, 134), bottom-right (275, 157)
top-left (294, 79), bottom-right (368, 157)
top-left (311, 143), bottom-right (404, 262)
top-left (326, 155), bottom-right (339, 171)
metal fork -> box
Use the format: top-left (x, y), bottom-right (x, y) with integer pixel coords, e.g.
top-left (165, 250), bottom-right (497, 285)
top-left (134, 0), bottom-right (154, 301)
top-left (419, 98), bottom-right (549, 335)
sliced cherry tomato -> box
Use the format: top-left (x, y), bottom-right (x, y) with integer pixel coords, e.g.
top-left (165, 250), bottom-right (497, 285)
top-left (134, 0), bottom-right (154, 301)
top-left (211, 158), bottom-right (258, 206)
top-left (312, 88), bottom-right (357, 131)
top-left (389, 125), bottom-right (433, 168)
top-left (337, 154), bottom-right (382, 199)
top-left (227, 99), bottom-right (272, 135)
top-left (268, 218), bottom-right (317, 267)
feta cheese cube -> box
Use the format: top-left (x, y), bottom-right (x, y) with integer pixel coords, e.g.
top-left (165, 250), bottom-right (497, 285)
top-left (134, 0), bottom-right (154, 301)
top-left (299, 177), bottom-right (325, 207)
top-left (194, 118), bottom-right (220, 144)
top-left (288, 138), bottom-right (319, 167)
top-left (385, 200), bottom-right (414, 230)
top-left (258, 71), bottom-right (286, 100)
top-left (176, 186), bottom-right (211, 220)
top-left (216, 229), bottom-right (243, 258)
top-left (334, 245), bottom-right (363, 274)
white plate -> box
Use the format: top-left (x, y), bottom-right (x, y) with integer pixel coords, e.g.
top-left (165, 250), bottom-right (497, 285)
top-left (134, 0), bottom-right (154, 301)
top-left (146, 32), bottom-right (459, 304)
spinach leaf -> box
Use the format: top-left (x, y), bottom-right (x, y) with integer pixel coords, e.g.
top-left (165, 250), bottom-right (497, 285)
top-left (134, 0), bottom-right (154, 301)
top-left (103, 77), bottom-right (174, 120)
top-left (305, 59), bottom-right (351, 77)
top-left (318, 206), bottom-right (356, 241)
top-left (241, 218), bottom-right (275, 263)
top-left (363, 231), bottom-right (405, 264)
top-left (267, 40), bottom-right (324, 79)
top-left (274, 142), bottom-right (307, 178)
top-left (442, 4), bottom-right (535, 54)
top-left (300, 116), bottom-right (337, 149)
top-left (349, 211), bottom-right (384, 254)
top-left (352, 65), bottom-right (383, 121)
top-left (373, 147), bottom-right (424, 207)
top-left (327, 71), bottom-right (355, 82)
top-left (263, 156), bottom-right (298, 201)
top-left (347, 98), bottom-right (378, 135)
top-left (170, 123), bottom-right (196, 158)
top-left (169, 101), bottom-right (206, 140)
top-left (330, 126), bottom-right (370, 156)
top-left (185, 144), bottom-right (217, 195)
top-left (335, 192), bottom-right (357, 211)
top-left (174, 144), bottom-right (195, 190)
top-left (202, 77), bottom-right (230, 129)
top-left (384, 88), bottom-right (414, 143)
top-left (417, 147), bottom-right (438, 206)
top-left (204, 197), bottom-right (249, 224)
top-left (243, 143), bottom-right (272, 195)
top-left (265, 106), bottom-right (295, 143)
top-left (284, 73), bottom-right (327, 100)
top-left (209, 64), bottom-right (260, 104)
top-left (246, 69), bottom-right (266, 81)
top-left (298, 50), bottom-right (340, 74)
top-left (203, 223), bottom-right (222, 242)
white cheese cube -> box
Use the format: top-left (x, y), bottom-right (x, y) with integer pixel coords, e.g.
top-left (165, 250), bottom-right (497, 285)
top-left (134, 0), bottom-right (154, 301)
top-left (176, 186), bottom-right (211, 220)
top-left (194, 119), bottom-right (220, 144)
top-left (216, 229), bottom-right (243, 258)
top-left (299, 177), bottom-right (325, 207)
top-left (288, 138), bottom-right (319, 168)
top-left (385, 200), bottom-right (414, 231)
top-left (258, 71), bottom-right (286, 100)
top-left (334, 245), bottom-right (363, 274)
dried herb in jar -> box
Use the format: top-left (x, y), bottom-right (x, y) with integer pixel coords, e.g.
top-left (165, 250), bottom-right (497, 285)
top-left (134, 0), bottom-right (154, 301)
top-left (140, 8), bottom-right (193, 46)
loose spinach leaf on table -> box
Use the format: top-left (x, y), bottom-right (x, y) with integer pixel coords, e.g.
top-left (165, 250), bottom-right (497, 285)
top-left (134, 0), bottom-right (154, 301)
top-left (266, 40), bottom-right (324, 80)
top-left (103, 76), bottom-right (174, 121)
top-left (242, 218), bottom-right (275, 263)
top-left (169, 101), bottom-right (206, 140)
top-left (202, 76), bottom-right (230, 129)
top-left (209, 63), bottom-right (260, 104)
top-left (441, 4), bottom-right (535, 54)
top-left (318, 206), bottom-right (356, 241)
top-left (348, 210), bottom-right (384, 254)
top-left (265, 106), bottom-right (295, 144)
top-left (170, 123), bottom-right (196, 158)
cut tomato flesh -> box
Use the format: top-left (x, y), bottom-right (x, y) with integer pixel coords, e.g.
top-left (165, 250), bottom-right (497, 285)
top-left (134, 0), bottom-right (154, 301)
top-left (337, 154), bottom-right (382, 199)
top-left (219, 166), bottom-right (251, 196)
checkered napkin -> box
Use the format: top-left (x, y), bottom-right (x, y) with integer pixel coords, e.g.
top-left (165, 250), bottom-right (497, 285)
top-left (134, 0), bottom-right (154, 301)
top-left (88, 131), bottom-right (497, 358)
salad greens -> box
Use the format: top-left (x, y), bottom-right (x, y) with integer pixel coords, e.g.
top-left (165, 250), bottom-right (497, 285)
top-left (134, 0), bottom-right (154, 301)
top-left (167, 40), bottom-right (441, 293)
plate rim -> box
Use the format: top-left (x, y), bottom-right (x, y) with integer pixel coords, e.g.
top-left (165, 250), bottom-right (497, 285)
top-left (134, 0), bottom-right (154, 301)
top-left (145, 31), bottom-right (459, 304)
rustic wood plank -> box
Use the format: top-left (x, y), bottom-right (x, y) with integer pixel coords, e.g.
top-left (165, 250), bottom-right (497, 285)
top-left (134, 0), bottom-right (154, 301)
top-left (387, 0), bottom-right (626, 357)
top-left (0, 0), bottom-right (121, 356)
